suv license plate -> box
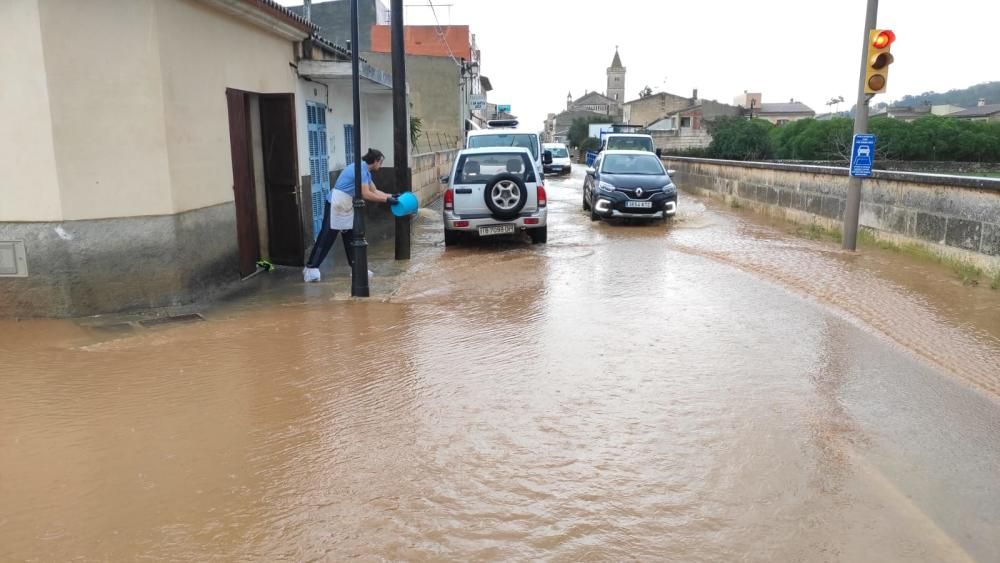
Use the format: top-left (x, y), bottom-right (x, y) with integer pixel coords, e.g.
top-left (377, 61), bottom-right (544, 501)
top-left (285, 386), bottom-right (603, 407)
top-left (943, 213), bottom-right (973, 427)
top-left (479, 223), bottom-right (517, 236)
top-left (625, 201), bottom-right (653, 208)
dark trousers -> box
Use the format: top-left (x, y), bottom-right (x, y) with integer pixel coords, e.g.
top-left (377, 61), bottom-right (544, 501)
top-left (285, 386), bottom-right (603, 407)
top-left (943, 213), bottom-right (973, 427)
top-left (306, 202), bottom-right (354, 269)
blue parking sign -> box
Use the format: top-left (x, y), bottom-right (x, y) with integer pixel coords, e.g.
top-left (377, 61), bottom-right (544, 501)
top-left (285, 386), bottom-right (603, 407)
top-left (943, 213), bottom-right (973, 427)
top-left (850, 134), bottom-right (876, 177)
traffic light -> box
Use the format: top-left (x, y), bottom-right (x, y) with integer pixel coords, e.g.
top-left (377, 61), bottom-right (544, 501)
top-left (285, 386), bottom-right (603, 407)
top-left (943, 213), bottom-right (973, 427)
top-left (864, 29), bottom-right (896, 95)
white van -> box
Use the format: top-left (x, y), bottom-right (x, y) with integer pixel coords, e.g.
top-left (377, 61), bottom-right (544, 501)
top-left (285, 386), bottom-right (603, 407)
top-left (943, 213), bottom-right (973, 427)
top-left (466, 120), bottom-right (552, 177)
top-left (542, 142), bottom-right (572, 175)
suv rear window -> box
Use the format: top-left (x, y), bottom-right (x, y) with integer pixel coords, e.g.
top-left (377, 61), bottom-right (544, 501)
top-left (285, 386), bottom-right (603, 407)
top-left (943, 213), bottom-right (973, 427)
top-left (605, 136), bottom-right (654, 152)
top-left (456, 153), bottom-right (537, 184)
top-left (469, 134), bottom-right (539, 159)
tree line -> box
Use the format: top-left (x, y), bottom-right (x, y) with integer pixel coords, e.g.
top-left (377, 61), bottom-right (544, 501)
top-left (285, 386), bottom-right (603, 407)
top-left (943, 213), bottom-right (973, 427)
top-left (670, 116), bottom-right (1000, 163)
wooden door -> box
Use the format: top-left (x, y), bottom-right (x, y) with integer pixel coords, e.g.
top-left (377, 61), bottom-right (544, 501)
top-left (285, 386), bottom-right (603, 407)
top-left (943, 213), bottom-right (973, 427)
top-left (225, 89), bottom-right (260, 278)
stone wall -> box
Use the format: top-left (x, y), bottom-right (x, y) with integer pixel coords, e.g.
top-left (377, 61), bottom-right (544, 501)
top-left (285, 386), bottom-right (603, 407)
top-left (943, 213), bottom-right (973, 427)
top-left (650, 131), bottom-right (711, 152)
top-left (410, 149), bottom-right (458, 205)
top-left (664, 157), bottom-right (1000, 270)
top-left (772, 160), bottom-right (1000, 175)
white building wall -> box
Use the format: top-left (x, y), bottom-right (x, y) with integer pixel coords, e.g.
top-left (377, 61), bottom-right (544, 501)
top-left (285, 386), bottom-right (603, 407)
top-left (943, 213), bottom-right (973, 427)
top-left (36, 0), bottom-right (174, 220)
top-left (9, 0), bottom-right (304, 221)
top-left (0, 0), bottom-right (63, 221)
top-left (155, 0), bottom-right (301, 215)
top-left (365, 93), bottom-right (395, 165)
top-left (295, 79), bottom-right (396, 179)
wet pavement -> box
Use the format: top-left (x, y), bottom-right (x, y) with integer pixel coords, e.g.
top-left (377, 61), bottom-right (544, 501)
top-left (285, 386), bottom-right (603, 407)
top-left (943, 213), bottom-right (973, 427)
top-left (2, 168), bottom-right (999, 561)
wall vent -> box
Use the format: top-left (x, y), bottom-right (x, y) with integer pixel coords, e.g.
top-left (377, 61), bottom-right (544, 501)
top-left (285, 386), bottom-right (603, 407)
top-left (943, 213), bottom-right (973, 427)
top-left (0, 241), bottom-right (28, 277)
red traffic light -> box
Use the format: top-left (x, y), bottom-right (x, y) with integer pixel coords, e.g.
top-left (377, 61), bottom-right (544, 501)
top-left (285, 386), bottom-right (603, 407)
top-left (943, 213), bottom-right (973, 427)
top-left (872, 29), bottom-right (896, 49)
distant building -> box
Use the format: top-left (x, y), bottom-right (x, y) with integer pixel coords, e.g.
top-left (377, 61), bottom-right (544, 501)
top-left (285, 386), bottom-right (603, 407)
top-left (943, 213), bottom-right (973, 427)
top-left (287, 0), bottom-right (390, 53)
top-left (567, 91), bottom-right (621, 117)
top-left (871, 103), bottom-right (964, 122)
top-left (623, 90), bottom-right (694, 128)
top-left (755, 101), bottom-right (816, 125)
top-left (733, 92), bottom-right (763, 114)
top-left (732, 92), bottom-right (814, 124)
top-left (945, 99), bottom-right (1000, 122)
top-left (544, 108), bottom-right (608, 143)
top-left (606, 48), bottom-right (626, 110)
top-left (562, 49), bottom-right (628, 118)
top-left (648, 100), bottom-right (742, 151)
top-left (366, 25), bottom-right (479, 148)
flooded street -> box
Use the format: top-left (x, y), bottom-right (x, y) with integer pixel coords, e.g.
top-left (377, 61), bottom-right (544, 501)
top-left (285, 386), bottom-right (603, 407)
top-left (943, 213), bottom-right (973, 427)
top-left (2, 168), bottom-right (1000, 561)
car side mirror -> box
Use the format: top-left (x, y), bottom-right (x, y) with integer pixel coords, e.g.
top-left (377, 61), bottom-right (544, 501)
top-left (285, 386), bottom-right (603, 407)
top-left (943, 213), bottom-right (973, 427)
top-left (439, 175), bottom-right (450, 184)
top-left (666, 169), bottom-right (676, 177)
top-left (586, 167), bottom-right (596, 177)
top-left (543, 150), bottom-right (553, 165)
top-left (655, 148), bottom-right (663, 158)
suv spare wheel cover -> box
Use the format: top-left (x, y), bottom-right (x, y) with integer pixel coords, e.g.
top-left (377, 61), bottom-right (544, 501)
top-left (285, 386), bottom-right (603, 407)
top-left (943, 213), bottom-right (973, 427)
top-left (484, 172), bottom-right (528, 220)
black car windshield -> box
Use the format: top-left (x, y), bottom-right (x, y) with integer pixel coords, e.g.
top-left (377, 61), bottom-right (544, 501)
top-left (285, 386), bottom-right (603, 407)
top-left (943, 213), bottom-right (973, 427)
top-left (469, 134), bottom-right (539, 158)
top-left (546, 147), bottom-right (569, 157)
top-left (605, 136), bottom-right (653, 151)
top-left (601, 154), bottom-right (665, 175)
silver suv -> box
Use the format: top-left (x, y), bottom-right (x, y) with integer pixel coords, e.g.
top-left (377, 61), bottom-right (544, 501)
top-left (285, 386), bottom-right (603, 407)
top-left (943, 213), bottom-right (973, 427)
top-left (441, 147), bottom-right (548, 246)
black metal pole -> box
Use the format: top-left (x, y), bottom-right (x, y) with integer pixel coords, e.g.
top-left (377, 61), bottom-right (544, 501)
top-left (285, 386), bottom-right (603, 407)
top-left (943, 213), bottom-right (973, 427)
top-left (349, 0), bottom-right (370, 296)
top-left (391, 0), bottom-right (410, 260)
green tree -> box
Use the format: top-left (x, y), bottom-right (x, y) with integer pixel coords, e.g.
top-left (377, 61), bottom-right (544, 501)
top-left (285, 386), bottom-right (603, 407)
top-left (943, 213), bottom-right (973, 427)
top-left (568, 116), bottom-right (609, 148)
top-left (708, 117), bottom-right (775, 160)
top-left (579, 137), bottom-right (600, 153)
top-left (869, 116), bottom-right (1000, 162)
top-left (769, 118), bottom-right (853, 160)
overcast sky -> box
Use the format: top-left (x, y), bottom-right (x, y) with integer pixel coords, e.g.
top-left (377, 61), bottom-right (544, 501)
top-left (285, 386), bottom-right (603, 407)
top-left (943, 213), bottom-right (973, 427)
top-left (281, 0), bottom-right (998, 130)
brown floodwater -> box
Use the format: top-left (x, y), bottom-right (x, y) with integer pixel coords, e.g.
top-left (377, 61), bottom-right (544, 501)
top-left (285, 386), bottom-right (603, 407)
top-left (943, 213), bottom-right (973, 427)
top-left (1, 169), bottom-right (998, 561)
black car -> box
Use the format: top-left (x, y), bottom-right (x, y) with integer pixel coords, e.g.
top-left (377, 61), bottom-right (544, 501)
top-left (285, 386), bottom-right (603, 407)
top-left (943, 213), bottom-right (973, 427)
top-left (583, 150), bottom-right (677, 221)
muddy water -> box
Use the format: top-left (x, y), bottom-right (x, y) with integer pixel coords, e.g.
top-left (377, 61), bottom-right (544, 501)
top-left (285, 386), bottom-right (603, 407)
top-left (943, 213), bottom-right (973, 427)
top-left (2, 169), bottom-right (999, 561)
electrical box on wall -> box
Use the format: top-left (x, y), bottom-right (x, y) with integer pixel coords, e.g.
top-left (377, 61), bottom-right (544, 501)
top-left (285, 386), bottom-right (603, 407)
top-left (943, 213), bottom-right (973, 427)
top-left (0, 241), bottom-right (28, 277)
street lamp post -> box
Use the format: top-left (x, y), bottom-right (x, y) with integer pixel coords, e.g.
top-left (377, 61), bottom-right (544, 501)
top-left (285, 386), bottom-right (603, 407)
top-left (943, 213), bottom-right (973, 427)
top-left (349, 0), bottom-right (369, 296)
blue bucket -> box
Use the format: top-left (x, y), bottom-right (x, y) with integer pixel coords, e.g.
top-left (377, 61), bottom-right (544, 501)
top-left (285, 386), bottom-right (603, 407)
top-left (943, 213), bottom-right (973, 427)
top-left (390, 192), bottom-right (419, 217)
